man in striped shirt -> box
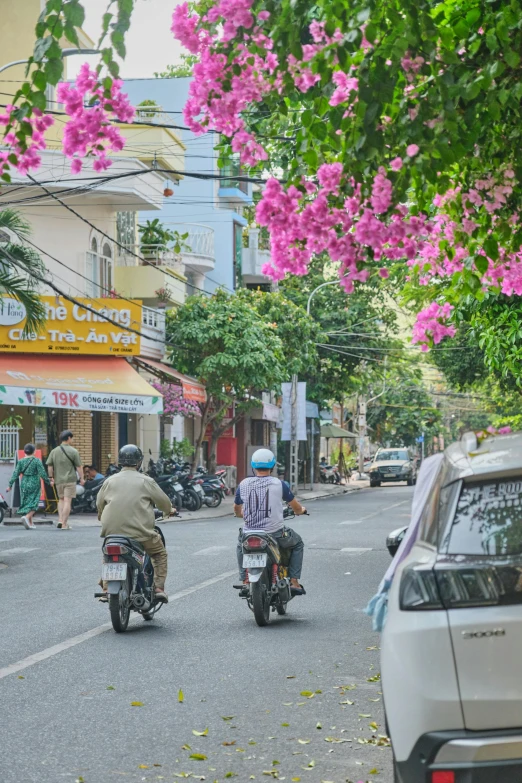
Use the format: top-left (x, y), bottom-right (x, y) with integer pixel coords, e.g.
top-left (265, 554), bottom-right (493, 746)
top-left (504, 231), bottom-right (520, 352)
top-left (234, 449), bottom-right (307, 594)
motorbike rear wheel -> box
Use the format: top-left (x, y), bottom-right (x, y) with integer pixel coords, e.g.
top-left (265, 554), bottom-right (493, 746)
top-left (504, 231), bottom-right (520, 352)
top-left (276, 600), bottom-right (287, 616)
top-left (183, 488), bottom-right (200, 512)
top-left (251, 573), bottom-right (271, 626)
top-left (109, 573), bottom-right (131, 633)
top-left (204, 490), bottom-right (222, 508)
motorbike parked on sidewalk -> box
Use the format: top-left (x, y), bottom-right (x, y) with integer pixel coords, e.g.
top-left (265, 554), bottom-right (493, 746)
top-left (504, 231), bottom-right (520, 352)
top-left (95, 513), bottom-right (177, 633)
top-left (319, 464), bottom-right (341, 484)
top-left (235, 507), bottom-right (309, 627)
top-left (147, 455), bottom-right (185, 510)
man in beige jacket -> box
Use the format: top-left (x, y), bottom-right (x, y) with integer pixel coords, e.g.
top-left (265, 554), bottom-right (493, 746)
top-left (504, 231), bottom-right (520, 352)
top-left (97, 444), bottom-right (174, 602)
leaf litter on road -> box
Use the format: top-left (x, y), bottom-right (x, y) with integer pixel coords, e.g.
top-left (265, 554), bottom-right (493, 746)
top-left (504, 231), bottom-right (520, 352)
top-left (192, 728), bottom-right (209, 736)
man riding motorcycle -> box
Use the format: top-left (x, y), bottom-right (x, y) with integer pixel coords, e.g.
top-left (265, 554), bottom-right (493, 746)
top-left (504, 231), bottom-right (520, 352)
top-left (96, 445), bottom-right (174, 603)
top-left (234, 448), bottom-right (307, 594)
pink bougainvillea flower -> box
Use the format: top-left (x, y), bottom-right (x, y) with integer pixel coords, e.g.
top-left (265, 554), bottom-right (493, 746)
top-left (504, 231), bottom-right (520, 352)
top-left (406, 143), bottom-right (420, 157)
top-left (390, 157), bottom-right (403, 171)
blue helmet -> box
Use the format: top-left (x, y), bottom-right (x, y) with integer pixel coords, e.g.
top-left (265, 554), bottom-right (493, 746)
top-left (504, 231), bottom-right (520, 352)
top-left (251, 448), bottom-right (276, 470)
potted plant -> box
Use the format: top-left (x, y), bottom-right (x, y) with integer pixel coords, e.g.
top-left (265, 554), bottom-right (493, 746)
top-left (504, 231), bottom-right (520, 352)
top-left (136, 99), bottom-right (162, 119)
top-left (155, 286), bottom-right (173, 308)
top-left (138, 219), bottom-right (171, 259)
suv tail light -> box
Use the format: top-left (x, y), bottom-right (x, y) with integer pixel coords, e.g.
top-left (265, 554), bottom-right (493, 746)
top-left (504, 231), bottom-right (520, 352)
top-left (243, 536), bottom-right (266, 550)
top-left (104, 544), bottom-right (128, 556)
top-left (400, 564), bottom-right (503, 611)
top-left (432, 772), bottom-right (454, 783)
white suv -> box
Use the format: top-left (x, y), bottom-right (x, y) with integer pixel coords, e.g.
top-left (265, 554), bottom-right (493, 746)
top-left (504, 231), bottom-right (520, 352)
top-left (382, 431), bottom-right (522, 783)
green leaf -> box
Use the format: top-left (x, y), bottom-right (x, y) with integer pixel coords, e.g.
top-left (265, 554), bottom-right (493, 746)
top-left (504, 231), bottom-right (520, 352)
top-left (301, 109), bottom-right (314, 128)
top-left (310, 123), bottom-right (327, 141)
top-left (365, 23), bottom-right (377, 43)
top-left (44, 58), bottom-right (64, 86)
top-left (63, 1), bottom-right (85, 27)
top-left (505, 50), bottom-right (520, 69)
top-left (178, 689), bottom-right (184, 703)
top-left (192, 728), bottom-right (208, 736)
top-left (0, 386), bottom-right (6, 394)
top-left (474, 256), bottom-right (488, 275)
top-left (31, 91), bottom-right (47, 112)
top-left (484, 236), bottom-right (499, 260)
top-left (302, 149), bottom-right (318, 168)
top-left (465, 9), bottom-right (481, 25)
top-left (33, 36), bottom-right (53, 63)
top-left (32, 71), bottom-right (47, 91)
top-left (189, 754), bottom-right (207, 761)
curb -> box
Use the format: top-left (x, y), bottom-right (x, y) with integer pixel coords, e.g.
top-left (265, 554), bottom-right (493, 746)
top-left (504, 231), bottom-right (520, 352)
top-left (1, 485), bottom-right (370, 527)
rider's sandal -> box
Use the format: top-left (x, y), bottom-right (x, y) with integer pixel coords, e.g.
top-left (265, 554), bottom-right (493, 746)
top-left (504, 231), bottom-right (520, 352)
top-left (290, 584), bottom-right (306, 595)
top-left (98, 593), bottom-right (108, 603)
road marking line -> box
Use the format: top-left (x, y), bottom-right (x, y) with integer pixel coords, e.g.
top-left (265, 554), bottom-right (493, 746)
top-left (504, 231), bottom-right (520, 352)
top-left (0, 570), bottom-right (236, 681)
top-left (0, 547), bottom-right (39, 555)
top-left (340, 547), bottom-right (373, 553)
top-left (192, 545), bottom-right (228, 556)
top-left (339, 520), bottom-right (362, 525)
top-left (54, 547), bottom-right (99, 556)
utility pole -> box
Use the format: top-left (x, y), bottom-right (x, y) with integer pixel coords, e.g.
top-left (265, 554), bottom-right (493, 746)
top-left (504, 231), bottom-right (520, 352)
top-left (357, 397), bottom-right (366, 475)
top-left (289, 373), bottom-right (299, 492)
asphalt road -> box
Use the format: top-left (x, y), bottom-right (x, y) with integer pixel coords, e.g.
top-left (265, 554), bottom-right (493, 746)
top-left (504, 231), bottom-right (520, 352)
top-left (0, 484), bottom-right (413, 783)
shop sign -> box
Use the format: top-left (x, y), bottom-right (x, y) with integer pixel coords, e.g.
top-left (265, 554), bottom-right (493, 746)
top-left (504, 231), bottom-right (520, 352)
top-left (0, 386), bottom-right (162, 414)
top-left (0, 296), bottom-right (142, 355)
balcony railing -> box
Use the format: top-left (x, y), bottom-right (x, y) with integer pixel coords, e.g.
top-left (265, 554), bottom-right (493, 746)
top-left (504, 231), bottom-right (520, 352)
top-left (162, 223), bottom-right (215, 261)
top-left (116, 244), bottom-right (185, 272)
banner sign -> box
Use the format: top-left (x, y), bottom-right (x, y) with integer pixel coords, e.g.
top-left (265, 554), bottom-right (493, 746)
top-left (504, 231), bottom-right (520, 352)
top-left (0, 385), bottom-right (162, 414)
top-left (281, 381), bottom-right (307, 441)
top-left (0, 296), bottom-right (142, 356)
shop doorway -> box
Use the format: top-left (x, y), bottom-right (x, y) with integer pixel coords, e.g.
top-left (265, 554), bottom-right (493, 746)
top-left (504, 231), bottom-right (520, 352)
top-left (118, 413), bottom-right (128, 451)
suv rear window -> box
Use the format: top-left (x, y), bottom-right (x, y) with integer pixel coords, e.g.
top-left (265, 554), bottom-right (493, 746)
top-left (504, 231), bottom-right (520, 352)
top-left (376, 450), bottom-right (409, 461)
top-left (447, 478), bottom-right (522, 556)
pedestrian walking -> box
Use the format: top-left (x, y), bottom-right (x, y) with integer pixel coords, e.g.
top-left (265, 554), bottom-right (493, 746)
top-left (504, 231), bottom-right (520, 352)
top-left (6, 443), bottom-right (50, 529)
top-left (46, 430), bottom-right (84, 529)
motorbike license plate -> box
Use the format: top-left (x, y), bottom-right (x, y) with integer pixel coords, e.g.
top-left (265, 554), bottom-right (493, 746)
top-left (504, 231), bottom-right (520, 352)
top-left (102, 562), bottom-right (127, 581)
top-left (243, 553), bottom-right (267, 568)
top-left (174, 483), bottom-right (183, 492)
top-left (194, 485), bottom-right (204, 495)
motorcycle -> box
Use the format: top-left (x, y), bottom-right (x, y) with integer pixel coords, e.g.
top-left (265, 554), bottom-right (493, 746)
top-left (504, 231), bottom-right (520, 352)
top-left (235, 507), bottom-right (308, 627)
top-left (147, 456), bottom-right (184, 510)
top-left (0, 491), bottom-right (8, 523)
top-left (319, 464), bottom-right (341, 484)
top-left (192, 469), bottom-right (225, 508)
top-left (95, 512), bottom-right (177, 633)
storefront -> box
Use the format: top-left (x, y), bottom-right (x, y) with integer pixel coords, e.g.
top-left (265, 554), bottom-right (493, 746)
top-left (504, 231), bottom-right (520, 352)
top-left (0, 296), bottom-right (162, 480)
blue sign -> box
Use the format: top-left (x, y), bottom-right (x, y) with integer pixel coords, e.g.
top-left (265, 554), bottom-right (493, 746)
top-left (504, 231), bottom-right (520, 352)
top-left (416, 435), bottom-right (424, 443)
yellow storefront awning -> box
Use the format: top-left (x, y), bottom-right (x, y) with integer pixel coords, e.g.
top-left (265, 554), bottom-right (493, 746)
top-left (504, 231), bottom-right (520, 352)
top-left (0, 355), bottom-right (163, 414)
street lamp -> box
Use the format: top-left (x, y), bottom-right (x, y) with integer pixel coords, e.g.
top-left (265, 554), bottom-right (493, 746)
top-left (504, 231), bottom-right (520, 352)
top-left (0, 48), bottom-right (100, 75)
top-left (306, 279), bottom-right (340, 315)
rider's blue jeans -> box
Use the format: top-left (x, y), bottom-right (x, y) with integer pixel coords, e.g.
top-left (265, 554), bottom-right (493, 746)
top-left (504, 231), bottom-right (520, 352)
top-left (237, 527), bottom-right (304, 581)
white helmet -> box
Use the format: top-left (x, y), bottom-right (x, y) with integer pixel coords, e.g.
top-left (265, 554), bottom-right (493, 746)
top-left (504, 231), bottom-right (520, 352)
top-left (251, 448), bottom-right (276, 470)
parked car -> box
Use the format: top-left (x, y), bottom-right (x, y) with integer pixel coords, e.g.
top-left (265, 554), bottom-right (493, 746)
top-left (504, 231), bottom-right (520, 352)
top-left (382, 430), bottom-right (522, 783)
top-left (367, 448), bottom-right (417, 487)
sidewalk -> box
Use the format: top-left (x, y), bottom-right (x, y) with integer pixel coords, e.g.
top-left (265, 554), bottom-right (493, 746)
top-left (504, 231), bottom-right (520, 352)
top-left (2, 479), bottom-right (369, 528)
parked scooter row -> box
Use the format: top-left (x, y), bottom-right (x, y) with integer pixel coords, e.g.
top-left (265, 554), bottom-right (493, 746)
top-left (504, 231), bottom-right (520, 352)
top-left (148, 457), bottom-right (227, 510)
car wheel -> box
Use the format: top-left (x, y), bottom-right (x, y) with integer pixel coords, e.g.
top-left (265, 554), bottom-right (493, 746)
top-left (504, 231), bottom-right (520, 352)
top-left (407, 477), bottom-right (414, 486)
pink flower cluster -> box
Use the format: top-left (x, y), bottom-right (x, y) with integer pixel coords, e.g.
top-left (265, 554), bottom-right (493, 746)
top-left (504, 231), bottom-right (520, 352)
top-left (411, 302), bottom-right (456, 351)
top-left (256, 159), bottom-right (428, 293)
top-left (57, 63), bottom-right (135, 173)
top-left (0, 106), bottom-right (54, 176)
top-left (151, 381), bottom-right (201, 418)
top-left (172, 3), bottom-right (347, 165)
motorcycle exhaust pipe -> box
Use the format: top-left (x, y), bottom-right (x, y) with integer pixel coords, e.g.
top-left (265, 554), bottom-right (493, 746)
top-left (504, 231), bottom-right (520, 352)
top-left (133, 594), bottom-right (151, 611)
top-left (277, 578), bottom-right (291, 601)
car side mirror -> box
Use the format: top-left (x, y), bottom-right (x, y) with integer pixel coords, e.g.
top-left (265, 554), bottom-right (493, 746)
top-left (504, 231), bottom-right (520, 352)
top-left (386, 526), bottom-right (408, 558)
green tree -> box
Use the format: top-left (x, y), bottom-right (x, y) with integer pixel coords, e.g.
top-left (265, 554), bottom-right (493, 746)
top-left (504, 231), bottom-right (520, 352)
top-left (280, 259), bottom-right (399, 408)
top-left (367, 370), bottom-right (441, 448)
top-left (165, 289), bottom-right (317, 470)
top-left (0, 209), bottom-right (46, 333)
top-left (154, 55), bottom-right (199, 78)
